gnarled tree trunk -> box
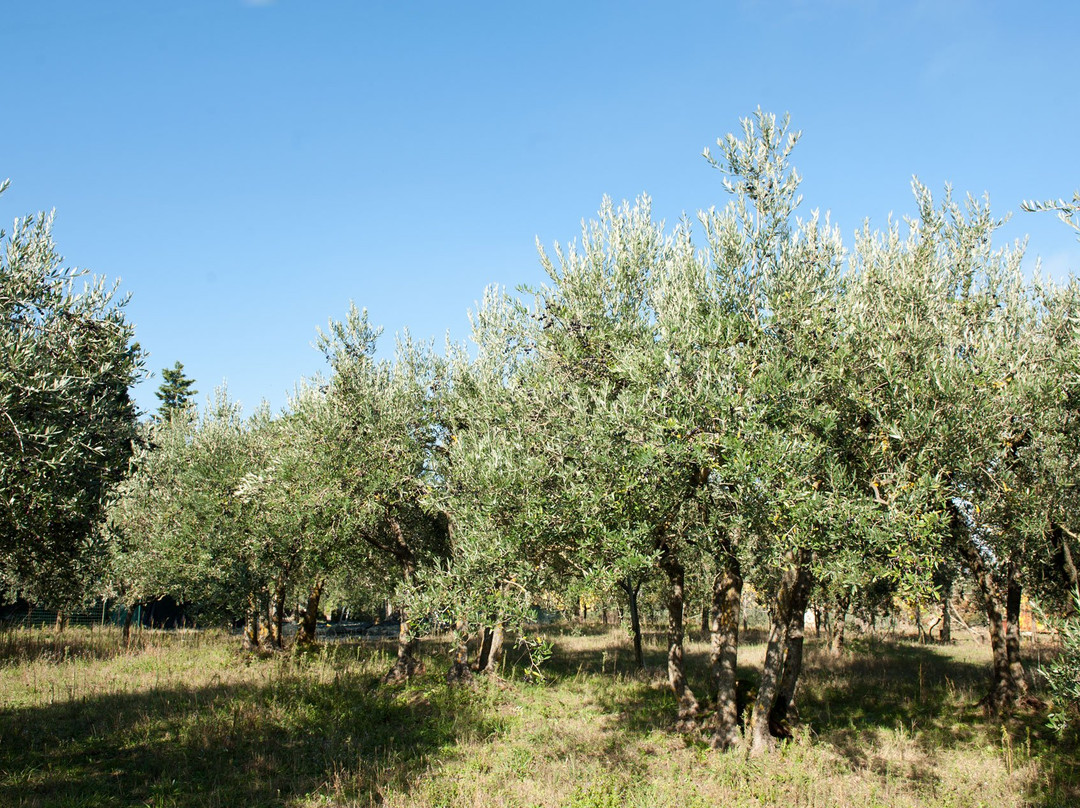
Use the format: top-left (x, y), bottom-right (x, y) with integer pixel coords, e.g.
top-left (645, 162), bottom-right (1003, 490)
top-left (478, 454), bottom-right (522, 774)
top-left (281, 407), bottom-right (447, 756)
top-left (122, 603), bottom-right (136, 647)
top-left (384, 516), bottom-right (424, 683)
top-left (446, 621), bottom-right (473, 684)
top-left (242, 591), bottom-right (260, 652)
top-left (940, 583), bottom-right (952, 643)
top-left (266, 573), bottom-right (287, 649)
top-left (296, 577), bottom-right (324, 646)
top-left (1050, 521), bottom-right (1079, 615)
top-left (770, 561), bottom-right (813, 735)
top-left (829, 593), bottom-right (850, 656)
top-left (709, 547), bottom-right (743, 750)
top-left (476, 620), bottom-right (506, 674)
top-left (1004, 559), bottom-right (1028, 697)
top-left (749, 550), bottom-right (810, 756)
top-left (659, 538), bottom-right (698, 726)
top-left (960, 534), bottom-right (1022, 714)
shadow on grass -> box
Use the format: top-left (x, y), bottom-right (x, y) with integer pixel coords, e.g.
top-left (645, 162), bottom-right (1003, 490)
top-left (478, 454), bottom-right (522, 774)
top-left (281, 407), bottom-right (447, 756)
top-left (0, 643), bottom-right (500, 808)
top-left (523, 628), bottom-right (1078, 806)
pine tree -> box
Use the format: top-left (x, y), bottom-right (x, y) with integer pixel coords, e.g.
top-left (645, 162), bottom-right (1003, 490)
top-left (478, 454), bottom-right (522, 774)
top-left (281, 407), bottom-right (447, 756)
top-left (155, 361), bottom-right (198, 419)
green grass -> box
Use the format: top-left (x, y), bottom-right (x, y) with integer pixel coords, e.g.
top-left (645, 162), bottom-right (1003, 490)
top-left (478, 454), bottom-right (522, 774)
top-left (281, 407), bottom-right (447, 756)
top-left (0, 624), bottom-right (1076, 807)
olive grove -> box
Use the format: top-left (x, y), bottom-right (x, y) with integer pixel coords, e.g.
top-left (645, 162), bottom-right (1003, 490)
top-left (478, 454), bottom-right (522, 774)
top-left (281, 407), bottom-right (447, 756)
top-left (10, 112), bottom-right (1077, 751)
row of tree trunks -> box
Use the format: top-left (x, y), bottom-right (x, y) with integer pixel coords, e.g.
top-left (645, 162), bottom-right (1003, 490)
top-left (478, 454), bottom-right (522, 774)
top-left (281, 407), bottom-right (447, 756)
top-left (749, 550), bottom-right (812, 756)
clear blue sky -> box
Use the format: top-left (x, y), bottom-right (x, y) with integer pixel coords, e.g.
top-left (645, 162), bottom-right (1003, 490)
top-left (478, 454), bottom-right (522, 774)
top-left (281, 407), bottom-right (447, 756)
top-left (4, 1), bottom-right (1079, 417)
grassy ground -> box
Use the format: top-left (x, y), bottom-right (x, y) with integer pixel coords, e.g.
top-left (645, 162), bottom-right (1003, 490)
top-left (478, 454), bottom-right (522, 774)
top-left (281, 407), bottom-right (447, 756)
top-left (0, 624), bottom-right (1076, 808)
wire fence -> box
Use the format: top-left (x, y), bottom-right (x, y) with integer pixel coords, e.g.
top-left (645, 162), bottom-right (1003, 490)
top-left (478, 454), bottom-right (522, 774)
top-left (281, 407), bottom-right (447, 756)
top-left (0, 602), bottom-right (140, 630)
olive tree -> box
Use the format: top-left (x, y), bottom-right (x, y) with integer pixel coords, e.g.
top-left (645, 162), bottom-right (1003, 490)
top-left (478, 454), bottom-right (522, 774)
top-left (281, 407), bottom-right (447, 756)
top-left (315, 305), bottom-right (451, 680)
top-left (1, 181), bottom-right (142, 610)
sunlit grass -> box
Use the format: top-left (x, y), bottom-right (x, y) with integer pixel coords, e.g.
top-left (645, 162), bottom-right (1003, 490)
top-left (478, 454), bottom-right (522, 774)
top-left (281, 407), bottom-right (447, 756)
top-left (0, 624), bottom-right (1075, 807)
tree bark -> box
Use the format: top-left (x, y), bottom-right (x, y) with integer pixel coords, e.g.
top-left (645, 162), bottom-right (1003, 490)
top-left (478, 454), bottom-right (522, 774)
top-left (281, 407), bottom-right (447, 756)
top-left (1004, 559), bottom-right (1028, 697)
top-left (446, 621), bottom-right (473, 683)
top-left (960, 535), bottom-right (1020, 713)
top-left (475, 626), bottom-right (494, 672)
top-left (242, 591), bottom-right (260, 652)
top-left (914, 600), bottom-right (926, 643)
top-left (709, 550), bottom-right (743, 750)
top-left (384, 517), bottom-right (423, 683)
top-left (749, 613), bottom-right (788, 755)
top-left (296, 578), bottom-right (324, 646)
top-left (940, 582), bottom-right (952, 643)
top-left (749, 551), bottom-right (809, 756)
top-left (658, 538), bottom-right (698, 726)
top-left (264, 574), bottom-right (287, 650)
top-left (618, 577), bottom-right (645, 670)
top-left (770, 562), bottom-right (813, 735)
top-left (122, 603), bottom-right (135, 647)
top-left (482, 621), bottom-right (505, 674)
top-left (1050, 521), bottom-right (1080, 615)
top-left (829, 593), bottom-right (850, 656)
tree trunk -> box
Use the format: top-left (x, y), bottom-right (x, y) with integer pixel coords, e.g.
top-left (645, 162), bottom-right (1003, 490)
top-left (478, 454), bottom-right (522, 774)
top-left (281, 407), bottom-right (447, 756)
top-left (960, 536), bottom-right (1020, 713)
top-left (271, 579), bottom-right (287, 649)
top-left (984, 584), bottom-right (1015, 713)
top-left (385, 601), bottom-right (421, 682)
top-left (242, 591), bottom-right (260, 652)
top-left (54, 610), bottom-right (67, 633)
top-left (709, 550), bottom-right (743, 750)
top-left (384, 520), bottom-right (422, 682)
top-left (770, 562), bottom-right (813, 736)
top-left (749, 552), bottom-right (808, 756)
top-left (482, 621), bottom-right (505, 674)
top-left (296, 578), bottom-right (324, 646)
top-left (829, 594), bottom-right (849, 656)
top-left (122, 604), bottom-right (135, 647)
top-left (475, 626), bottom-right (494, 672)
top-left (1050, 521), bottom-right (1080, 615)
top-left (940, 583), bottom-right (952, 643)
top-left (914, 600), bottom-right (926, 643)
top-left (659, 539), bottom-right (698, 726)
top-left (749, 614), bottom-right (788, 755)
top-left (1004, 559), bottom-right (1028, 697)
top-left (446, 621), bottom-right (473, 684)
top-left (619, 577), bottom-right (645, 670)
